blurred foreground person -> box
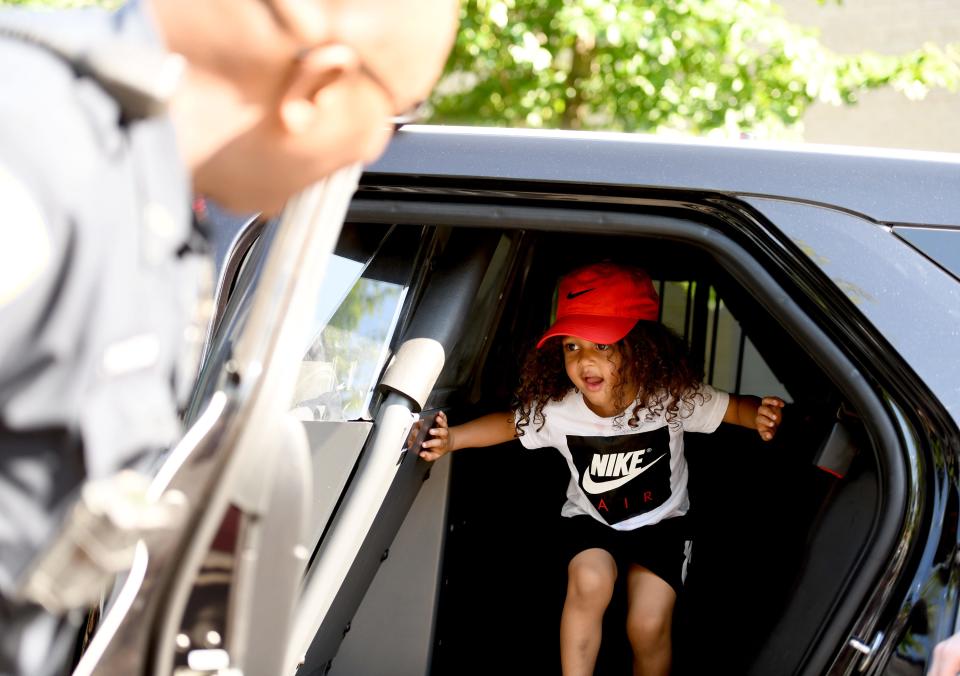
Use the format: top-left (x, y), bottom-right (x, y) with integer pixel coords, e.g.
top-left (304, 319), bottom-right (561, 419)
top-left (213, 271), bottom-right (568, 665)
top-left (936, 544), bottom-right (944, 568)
top-left (0, 0), bottom-right (458, 673)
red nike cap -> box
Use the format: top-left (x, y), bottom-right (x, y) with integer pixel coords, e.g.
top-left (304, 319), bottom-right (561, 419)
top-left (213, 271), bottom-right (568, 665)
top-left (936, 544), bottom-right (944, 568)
top-left (536, 262), bottom-right (660, 349)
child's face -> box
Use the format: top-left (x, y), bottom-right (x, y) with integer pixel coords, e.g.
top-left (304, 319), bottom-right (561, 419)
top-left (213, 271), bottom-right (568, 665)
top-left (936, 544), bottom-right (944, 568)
top-left (561, 336), bottom-right (632, 417)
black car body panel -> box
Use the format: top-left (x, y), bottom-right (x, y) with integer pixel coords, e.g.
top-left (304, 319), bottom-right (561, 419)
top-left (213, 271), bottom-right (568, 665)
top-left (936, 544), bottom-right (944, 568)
top-left (367, 126), bottom-right (960, 226)
top-left (190, 126), bottom-right (960, 676)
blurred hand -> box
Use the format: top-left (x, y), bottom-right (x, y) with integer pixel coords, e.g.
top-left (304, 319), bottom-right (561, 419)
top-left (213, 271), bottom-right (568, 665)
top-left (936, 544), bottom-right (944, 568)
top-left (929, 633), bottom-right (960, 676)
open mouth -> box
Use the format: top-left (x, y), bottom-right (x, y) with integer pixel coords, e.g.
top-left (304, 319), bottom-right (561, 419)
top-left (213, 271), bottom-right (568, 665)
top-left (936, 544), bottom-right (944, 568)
top-left (582, 376), bottom-right (604, 391)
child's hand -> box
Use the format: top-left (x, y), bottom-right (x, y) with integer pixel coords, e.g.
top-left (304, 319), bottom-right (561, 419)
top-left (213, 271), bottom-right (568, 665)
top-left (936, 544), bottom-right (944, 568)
top-left (756, 397), bottom-right (785, 441)
top-left (419, 411), bottom-right (452, 462)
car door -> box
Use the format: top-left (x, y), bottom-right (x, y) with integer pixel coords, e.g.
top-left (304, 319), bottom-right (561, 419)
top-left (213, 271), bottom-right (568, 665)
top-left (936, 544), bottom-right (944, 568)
top-left (72, 166), bottom-right (365, 676)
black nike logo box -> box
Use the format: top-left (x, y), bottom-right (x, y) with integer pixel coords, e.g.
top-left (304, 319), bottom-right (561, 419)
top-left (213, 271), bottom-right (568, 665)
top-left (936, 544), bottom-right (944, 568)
top-left (567, 427), bottom-right (671, 524)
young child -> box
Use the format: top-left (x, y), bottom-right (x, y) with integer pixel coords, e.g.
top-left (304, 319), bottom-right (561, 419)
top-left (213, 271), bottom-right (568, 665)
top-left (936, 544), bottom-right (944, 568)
top-left (419, 262), bottom-right (784, 676)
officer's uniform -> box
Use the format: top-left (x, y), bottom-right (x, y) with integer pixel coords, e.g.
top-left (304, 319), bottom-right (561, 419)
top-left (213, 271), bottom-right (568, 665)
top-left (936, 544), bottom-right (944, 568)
top-left (0, 4), bottom-right (207, 674)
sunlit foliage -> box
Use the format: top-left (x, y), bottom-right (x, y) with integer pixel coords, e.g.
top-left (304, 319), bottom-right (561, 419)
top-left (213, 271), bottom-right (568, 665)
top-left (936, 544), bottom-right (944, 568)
top-left (430, 0), bottom-right (960, 138)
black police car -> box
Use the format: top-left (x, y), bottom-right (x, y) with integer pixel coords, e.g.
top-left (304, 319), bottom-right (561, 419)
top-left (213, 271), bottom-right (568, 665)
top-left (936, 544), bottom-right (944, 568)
top-left (80, 126), bottom-right (960, 676)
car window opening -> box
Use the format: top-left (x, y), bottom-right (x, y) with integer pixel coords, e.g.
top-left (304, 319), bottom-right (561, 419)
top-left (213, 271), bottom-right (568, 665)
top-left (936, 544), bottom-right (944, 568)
top-left (407, 228), bottom-right (881, 676)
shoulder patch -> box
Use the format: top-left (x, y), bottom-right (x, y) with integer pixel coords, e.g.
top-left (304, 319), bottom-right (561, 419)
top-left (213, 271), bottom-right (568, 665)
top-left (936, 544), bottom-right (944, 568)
top-left (0, 163), bottom-right (51, 308)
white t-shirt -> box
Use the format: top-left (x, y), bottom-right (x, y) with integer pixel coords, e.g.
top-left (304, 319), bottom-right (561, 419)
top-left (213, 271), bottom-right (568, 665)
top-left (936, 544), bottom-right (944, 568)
top-left (516, 384), bottom-right (729, 531)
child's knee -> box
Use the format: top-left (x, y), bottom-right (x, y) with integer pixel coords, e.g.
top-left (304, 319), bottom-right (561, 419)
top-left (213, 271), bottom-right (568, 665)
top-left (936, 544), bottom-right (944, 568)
top-left (626, 610), bottom-right (671, 651)
top-left (566, 562), bottom-right (616, 608)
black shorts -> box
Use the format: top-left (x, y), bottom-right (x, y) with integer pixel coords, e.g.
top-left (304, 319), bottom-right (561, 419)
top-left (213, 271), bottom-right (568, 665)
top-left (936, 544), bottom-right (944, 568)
top-left (560, 514), bottom-right (689, 594)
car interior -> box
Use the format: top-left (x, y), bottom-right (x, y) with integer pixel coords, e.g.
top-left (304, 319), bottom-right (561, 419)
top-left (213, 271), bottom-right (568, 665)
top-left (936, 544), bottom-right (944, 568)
top-left (300, 219), bottom-right (882, 676)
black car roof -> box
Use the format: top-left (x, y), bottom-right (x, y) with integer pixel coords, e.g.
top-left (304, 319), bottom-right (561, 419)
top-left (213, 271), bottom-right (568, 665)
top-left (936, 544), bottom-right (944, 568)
top-left (365, 126), bottom-right (960, 228)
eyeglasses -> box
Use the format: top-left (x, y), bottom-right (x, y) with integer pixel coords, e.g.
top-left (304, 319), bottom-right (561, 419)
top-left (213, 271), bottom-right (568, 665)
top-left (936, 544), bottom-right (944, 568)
top-left (388, 99), bottom-right (430, 130)
top-left (292, 45), bottom-right (429, 131)
top-left (267, 0), bottom-right (427, 127)
top-left (355, 59), bottom-right (429, 130)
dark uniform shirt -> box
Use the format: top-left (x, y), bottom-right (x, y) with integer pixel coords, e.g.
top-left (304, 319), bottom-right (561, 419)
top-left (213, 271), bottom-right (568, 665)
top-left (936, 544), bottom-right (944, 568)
top-left (0, 4), bottom-right (207, 673)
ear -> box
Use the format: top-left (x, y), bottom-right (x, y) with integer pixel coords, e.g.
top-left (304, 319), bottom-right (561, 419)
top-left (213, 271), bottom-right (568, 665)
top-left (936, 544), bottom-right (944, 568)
top-left (279, 43), bottom-right (359, 135)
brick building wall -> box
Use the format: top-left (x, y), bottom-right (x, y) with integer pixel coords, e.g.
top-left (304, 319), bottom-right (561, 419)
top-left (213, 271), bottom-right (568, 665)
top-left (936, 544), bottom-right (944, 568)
top-left (777, 0), bottom-right (960, 153)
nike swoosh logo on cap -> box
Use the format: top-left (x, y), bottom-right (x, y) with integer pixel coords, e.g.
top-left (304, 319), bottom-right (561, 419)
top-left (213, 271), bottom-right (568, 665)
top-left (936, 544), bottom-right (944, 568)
top-left (567, 288), bottom-right (595, 299)
top-left (580, 453), bottom-right (667, 495)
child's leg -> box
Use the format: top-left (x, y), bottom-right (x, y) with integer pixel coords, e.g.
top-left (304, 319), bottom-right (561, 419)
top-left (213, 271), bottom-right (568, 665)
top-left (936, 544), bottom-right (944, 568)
top-left (625, 564), bottom-right (676, 676)
top-left (560, 548), bottom-right (617, 676)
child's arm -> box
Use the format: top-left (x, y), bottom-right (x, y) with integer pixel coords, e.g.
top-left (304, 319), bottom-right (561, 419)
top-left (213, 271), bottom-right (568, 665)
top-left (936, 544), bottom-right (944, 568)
top-left (418, 410), bottom-right (517, 461)
top-left (723, 395), bottom-right (786, 441)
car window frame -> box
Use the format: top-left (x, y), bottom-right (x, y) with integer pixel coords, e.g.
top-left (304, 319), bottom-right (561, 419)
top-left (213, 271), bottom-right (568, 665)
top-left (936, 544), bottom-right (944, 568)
top-left (345, 192), bottom-right (919, 675)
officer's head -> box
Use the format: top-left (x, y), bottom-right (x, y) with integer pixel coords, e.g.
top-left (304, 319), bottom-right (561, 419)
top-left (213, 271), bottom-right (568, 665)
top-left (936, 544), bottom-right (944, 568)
top-left (153, 0), bottom-right (459, 214)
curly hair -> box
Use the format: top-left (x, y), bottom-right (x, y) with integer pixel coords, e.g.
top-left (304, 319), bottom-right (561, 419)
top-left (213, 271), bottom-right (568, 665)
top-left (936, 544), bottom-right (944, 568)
top-left (514, 321), bottom-right (707, 434)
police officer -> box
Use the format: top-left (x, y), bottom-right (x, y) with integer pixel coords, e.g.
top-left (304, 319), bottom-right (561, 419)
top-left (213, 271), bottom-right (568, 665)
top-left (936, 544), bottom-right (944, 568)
top-left (0, 0), bottom-right (459, 674)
